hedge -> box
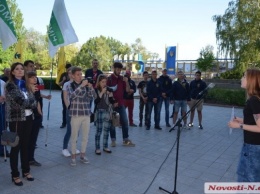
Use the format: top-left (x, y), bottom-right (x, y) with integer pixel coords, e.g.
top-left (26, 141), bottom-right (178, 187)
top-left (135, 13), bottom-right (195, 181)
top-left (205, 88), bottom-right (246, 107)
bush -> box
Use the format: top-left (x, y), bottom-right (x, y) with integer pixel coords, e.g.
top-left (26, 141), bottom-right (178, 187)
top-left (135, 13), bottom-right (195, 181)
top-left (220, 69), bottom-right (242, 79)
top-left (41, 77), bottom-right (61, 90)
top-left (205, 88), bottom-right (246, 106)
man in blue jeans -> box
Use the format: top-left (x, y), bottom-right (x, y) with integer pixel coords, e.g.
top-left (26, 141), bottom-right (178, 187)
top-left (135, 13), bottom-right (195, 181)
top-left (146, 70), bottom-right (162, 130)
top-left (158, 69), bottom-right (172, 127)
top-left (170, 71), bottom-right (190, 129)
top-left (107, 62), bottom-right (135, 147)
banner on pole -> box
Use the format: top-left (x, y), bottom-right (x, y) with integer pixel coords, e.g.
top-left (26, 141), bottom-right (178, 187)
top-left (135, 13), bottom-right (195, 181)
top-left (48, 0), bottom-right (78, 57)
top-left (13, 40), bottom-right (23, 63)
top-left (0, 0), bottom-right (17, 50)
top-left (56, 46), bottom-right (66, 85)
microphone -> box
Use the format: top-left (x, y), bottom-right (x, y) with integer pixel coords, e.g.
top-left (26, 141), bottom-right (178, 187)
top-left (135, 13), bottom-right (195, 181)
top-left (198, 83), bottom-right (215, 96)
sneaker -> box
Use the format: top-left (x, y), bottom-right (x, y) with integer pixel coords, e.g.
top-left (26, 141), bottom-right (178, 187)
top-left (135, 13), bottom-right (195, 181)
top-left (70, 159), bottom-right (76, 166)
top-left (130, 123), bottom-right (137, 127)
top-left (139, 123), bottom-right (142, 127)
top-left (188, 123), bottom-right (193, 127)
top-left (123, 140), bottom-right (135, 147)
top-left (80, 157), bottom-right (89, 164)
top-left (111, 141), bottom-right (116, 147)
top-left (155, 126), bottom-right (162, 130)
top-left (62, 149), bottom-right (71, 157)
top-left (198, 125), bottom-right (203, 129)
top-left (166, 123), bottom-right (171, 127)
top-left (146, 126), bottom-right (150, 130)
top-left (29, 160), bottom-right (42, 167)
top-left (76, 149), bottom-right (80, 154)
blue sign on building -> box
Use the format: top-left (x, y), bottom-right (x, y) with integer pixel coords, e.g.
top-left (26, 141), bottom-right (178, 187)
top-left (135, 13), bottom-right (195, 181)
top-left (166, 46), bottom-right (176, 75)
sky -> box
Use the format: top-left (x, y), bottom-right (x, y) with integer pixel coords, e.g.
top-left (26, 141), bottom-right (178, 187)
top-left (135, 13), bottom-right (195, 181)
top-left (15, 0), bottom-right (231, 60)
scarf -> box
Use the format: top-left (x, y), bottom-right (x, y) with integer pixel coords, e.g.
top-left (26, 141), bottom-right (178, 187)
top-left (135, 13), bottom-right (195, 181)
top-left (14, 78), bottom-right (27, 92)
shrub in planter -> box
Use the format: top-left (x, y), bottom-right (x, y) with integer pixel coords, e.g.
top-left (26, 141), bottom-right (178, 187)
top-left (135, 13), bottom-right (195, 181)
top-left (205, 88), bottom-right (246, 106)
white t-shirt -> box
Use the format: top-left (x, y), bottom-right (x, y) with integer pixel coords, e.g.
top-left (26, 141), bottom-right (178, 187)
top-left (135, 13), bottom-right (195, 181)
top-left (63, 80), bottom-right (72, 102)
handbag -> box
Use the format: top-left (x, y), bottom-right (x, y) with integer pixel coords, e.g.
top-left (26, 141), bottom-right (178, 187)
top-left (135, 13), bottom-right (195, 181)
top-left (1, 130), bottom-right (19, 147)
top-left (1, 121), bottom-right (19, 147)
top-left (112, 111), bottom-right (120, 127)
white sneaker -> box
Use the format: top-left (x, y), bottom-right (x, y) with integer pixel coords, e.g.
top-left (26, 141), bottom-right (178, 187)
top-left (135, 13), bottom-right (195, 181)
top-left (76, 149), bottom-right (80, 154)
top-left (62, 149), bottom-right (71, 157)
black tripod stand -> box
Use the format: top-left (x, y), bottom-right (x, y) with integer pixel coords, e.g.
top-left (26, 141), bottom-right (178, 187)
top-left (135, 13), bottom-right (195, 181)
top-left (159, 92), bottom-right (207, 194)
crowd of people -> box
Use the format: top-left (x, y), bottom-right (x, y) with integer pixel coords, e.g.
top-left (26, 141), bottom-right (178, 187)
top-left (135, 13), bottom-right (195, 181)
top-left (1, 59), bottom-right (260, 186)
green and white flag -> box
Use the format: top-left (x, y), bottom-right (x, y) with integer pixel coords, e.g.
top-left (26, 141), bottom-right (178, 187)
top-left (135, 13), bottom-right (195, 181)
top-left (48, 0), bottom-right (78, 57)
top-left (0, 0), bottom-right (17, 50)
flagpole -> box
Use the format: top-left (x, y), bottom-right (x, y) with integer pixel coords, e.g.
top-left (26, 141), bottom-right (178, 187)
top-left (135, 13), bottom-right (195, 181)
top-left (45, 58), bottom-right (54, 147)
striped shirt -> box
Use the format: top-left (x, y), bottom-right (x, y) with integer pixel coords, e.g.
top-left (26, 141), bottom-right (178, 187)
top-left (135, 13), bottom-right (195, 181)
top-left (68, 82), bottom-right (96, 117)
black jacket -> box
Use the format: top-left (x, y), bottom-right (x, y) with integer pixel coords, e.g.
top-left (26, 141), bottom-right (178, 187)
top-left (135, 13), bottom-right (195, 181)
top-left (171, 79), bottom-right (190, 101)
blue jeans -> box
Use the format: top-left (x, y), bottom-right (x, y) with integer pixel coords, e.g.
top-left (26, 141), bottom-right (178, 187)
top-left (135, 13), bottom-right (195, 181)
top-left (159, 97), bottom-right (170, 124)
top-left (0, 103), bottom-right (6, 154)
top-left (237, 143), bottom-right (260, 182)
top-left (147, 101), bottom-right (160, 127)
top-left (110, 106), bottom-right (129, 141)
top-left (174, 100), bottom-right (187, 113)
top-left (63, 110), bottom-right (71, 149)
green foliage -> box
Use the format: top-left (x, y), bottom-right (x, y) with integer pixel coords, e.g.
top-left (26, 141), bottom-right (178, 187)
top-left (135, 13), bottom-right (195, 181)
top-left (196, 45), bottom-right (215, 73)
top-left (220, 69), bottom-right (242, 79)
top-left (73, 36), bottom-right (113, 71)
top-left (205, 88), bottom-right (245, 106)
top-left (41, 77), bottom-right (61, 90)
top-left (213, 0), bottom-right (260, 71)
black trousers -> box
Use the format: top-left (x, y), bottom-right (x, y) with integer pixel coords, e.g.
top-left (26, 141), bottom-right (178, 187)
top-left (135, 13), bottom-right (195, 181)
top-left (28, 116), bottom-right (42, 162)
top-left (61, 92), bottom-right (66, 125)
top-left (9, 115), bottom-right (33, 177)
top-left (139, 97), bottom-right (148, 126)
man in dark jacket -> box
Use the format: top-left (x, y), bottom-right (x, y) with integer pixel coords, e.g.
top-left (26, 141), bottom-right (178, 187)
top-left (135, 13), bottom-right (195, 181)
top-left (146, 70), bottom-right (162, 130)
top-left (158, 69), bottom-right (172, 127)
top-left (188, 71), bottom-right (207, 129)
top-left (123, 70), bottom-right (137, 127)
top-left (85, 59), bottom-right (103, 88)
top-left (170, 71), bottom-right (190, 129)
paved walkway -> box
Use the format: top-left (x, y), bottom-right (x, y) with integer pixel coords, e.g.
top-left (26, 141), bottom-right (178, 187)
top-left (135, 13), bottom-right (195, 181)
top-left (0, 90), bottom-right (243, 194)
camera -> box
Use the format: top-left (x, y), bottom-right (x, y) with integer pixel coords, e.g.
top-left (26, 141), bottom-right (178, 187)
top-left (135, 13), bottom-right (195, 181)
top-left (86, 77), bottom-right (94, 84)
top-left (106, 87), bottom-right (114, 92)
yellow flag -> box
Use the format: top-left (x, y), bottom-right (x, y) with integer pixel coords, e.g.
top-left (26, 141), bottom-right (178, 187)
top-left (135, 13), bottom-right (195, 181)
top-left (13, 40), bottom-right (23, 63)
top-left (55, 46), bottom-right (66, 85)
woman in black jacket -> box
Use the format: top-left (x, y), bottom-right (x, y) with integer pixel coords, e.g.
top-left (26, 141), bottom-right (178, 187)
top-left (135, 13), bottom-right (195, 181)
top-left (5, 62), bottom-right (37, 186)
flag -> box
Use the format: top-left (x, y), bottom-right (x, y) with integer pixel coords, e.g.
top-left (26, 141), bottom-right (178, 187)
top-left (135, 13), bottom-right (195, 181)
top-left (0, 0), bottom-right (17, 50)
top-left (55, 46), bottom-right (66, 85)
top-left (48, 0), bottom-right (78, 57)
top-left (13, 40), bottom-right (23, 63)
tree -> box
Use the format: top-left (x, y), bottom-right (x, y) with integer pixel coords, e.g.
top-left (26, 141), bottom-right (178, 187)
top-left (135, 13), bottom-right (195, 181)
top-left (196, 45), bottom-right (215, 77)
top-left (73, 36), bottom-right (113, 71)
top-left (213, 0), bottom-right (260, 74)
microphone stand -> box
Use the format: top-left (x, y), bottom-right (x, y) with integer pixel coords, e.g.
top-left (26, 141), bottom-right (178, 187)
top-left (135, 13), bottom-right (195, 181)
top-left (159, 91), bottom-right (207, 194)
